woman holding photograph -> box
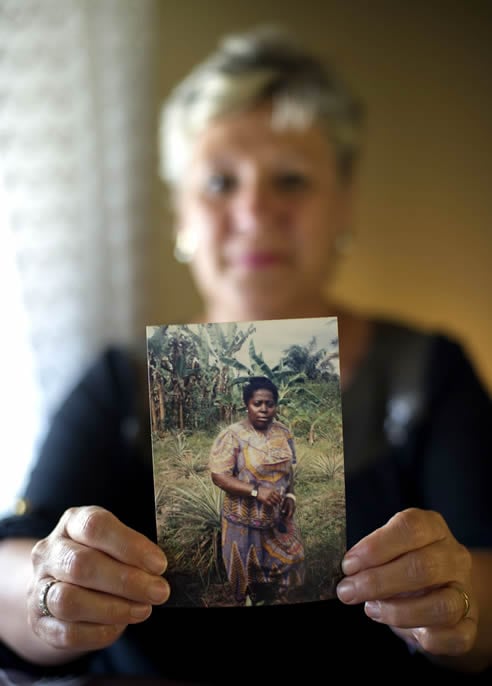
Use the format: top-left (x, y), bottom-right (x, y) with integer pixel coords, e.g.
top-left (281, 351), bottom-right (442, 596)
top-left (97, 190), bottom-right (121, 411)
top-left (209, 376), bottom-right (304, 605)
top-left (0, 24), bottom-right (492, 683)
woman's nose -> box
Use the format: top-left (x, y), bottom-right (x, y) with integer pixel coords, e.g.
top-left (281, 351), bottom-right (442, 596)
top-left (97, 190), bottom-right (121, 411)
top-left (232, 181), bottom-right (275, 234)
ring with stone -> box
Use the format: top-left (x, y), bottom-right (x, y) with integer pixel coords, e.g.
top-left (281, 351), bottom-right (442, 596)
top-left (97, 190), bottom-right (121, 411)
top-left (39, 578), bottom-right (58, 617)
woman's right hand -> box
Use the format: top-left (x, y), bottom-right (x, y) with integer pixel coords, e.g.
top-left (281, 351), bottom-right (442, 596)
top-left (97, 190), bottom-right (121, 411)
top-left (257, 486), bottom-right (283, 507)
top-left (27, 505), bottom-right (169, 654)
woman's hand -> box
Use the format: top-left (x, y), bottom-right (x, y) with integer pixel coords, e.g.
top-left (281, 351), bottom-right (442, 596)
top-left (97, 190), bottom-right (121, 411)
top-left (28, 506), bottom-right (170, 654)
top-left (280, 495), bottom-right (296, 519)
top-left (336, 508), bottom-right (476, 659)
top-left (257, 486), bottom-right (283, 507)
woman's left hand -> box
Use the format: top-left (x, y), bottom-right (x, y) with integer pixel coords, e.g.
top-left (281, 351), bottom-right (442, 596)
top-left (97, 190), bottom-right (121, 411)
top-left (281, 496), bottom-right (296, 519)
top-left (336, 507), bottom-right (477, 658)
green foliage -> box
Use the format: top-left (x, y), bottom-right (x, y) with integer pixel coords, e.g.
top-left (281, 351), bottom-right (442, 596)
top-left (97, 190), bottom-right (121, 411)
top-left (147, 325), bottom-right (169, 357)
top-left (147, 322), bottom-right (342, 438)
top-left (163, 471), bottom-right (224, 580)
top-left (305, 452), bottom-right (344, 481)
top-left (292, 433), bottom-right (343, 483)
top-left (282, 335), bottom-right (339, 380)
top-left (167, 431), bottom-right (207, 477)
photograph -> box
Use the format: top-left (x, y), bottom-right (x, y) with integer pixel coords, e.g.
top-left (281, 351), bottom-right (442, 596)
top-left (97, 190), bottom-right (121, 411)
top-left (1, 3), bottom-right (492, 682)
top-left (146, 316), bottom-right (346, 607)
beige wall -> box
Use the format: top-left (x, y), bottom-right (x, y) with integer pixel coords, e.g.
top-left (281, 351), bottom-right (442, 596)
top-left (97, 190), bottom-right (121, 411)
top-left (150, 0), bottom-right (492, 393)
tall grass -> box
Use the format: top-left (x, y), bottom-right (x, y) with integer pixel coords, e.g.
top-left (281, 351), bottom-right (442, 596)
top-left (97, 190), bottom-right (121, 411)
top-left (153, 426), bottom-right (346, 604)
top-left (162, 471), bottom-right (224, 581)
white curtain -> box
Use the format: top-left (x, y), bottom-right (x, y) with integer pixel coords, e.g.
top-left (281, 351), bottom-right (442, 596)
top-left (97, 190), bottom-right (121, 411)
top-left (0, 0), bottom-right (160, 515)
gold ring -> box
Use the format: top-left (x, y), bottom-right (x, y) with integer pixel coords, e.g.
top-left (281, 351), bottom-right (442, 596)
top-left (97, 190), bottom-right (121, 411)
top-left (457, 586), bottom-right (471, 621)
top-left (39, 578), bottom-right (58, 617)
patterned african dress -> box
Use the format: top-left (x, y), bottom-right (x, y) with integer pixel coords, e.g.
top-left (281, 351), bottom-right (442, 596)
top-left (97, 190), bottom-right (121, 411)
top-left (209, 418), bottom-right (305, 604)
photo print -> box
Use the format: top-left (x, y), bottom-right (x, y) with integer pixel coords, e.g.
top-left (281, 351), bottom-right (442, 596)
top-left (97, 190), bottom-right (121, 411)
top-left (146, 316), bottom-right (346, 607)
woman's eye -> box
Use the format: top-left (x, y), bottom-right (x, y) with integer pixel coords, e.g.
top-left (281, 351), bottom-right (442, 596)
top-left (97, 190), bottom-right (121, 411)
top-left (206, 173), bottom-right (236, 195)
top-left (275, 172), bottom-right (310, 191)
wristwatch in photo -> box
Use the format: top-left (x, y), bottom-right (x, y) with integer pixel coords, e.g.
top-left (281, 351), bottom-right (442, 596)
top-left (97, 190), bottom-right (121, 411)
top-left (250, 487), bottom-right (258, 498)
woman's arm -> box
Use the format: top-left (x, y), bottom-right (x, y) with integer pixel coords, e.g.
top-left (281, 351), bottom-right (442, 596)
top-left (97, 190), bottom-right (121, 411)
top-left (0, 347), bottom-right (168, 668)
top-left (211, 472), bottom-right (283, 507)
top-left (0, 537), bottom-right (73, 665)
top-left (466, 550), bottom-right (492, 669)
top-left (281, 464), bottom-right (297, 518)
top-left (337, 510), bottom-right (492, 673)
top-left (337, 337), bottom-right (492, 672)
top-left (0, 508), bottom-right (169, 668)
top-left (429, 548), bottom-right (492, 672)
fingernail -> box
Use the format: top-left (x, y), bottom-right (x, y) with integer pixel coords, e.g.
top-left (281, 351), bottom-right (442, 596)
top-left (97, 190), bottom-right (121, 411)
top-left (144, 552), bottom-right (167, 575)
top-left (341, 554), bottom-right (360, 575)
top-left (364, 601), bottom-right (381, 620)
top-left (336, 579), bottom-right (355, 603)
top-left (148, 580), bottom-right (169, 604)
top-left (129, 603), bottom-right (152, 619)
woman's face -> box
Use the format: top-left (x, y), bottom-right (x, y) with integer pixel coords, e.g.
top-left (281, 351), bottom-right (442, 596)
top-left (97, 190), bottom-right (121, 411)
top-left (175, 105), bottom-right (352, 321)
top-left (246, 389), bottom-right (277, 432)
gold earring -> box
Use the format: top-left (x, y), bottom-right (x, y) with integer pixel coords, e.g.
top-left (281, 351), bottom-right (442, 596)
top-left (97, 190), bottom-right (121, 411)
top-left (174, 230), bottom-right (197, 264)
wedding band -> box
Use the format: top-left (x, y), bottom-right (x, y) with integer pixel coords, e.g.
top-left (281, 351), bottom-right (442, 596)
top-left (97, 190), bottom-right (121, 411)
top-left (39, 578), bottom-right (58, 617)
top-left (457, 586), bottom-right (471, 621)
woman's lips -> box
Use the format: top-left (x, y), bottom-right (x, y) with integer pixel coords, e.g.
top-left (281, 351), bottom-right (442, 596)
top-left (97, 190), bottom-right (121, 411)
top-left (231, 252), bottom-right (287, 269)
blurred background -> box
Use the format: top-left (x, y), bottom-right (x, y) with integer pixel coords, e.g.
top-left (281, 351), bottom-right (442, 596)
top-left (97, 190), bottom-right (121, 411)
top-left (0, 0), bottom-right (490, 516)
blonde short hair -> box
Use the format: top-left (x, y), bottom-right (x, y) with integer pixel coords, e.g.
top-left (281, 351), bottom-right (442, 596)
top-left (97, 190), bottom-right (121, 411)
top-left (159, 25), bottom-right (365, 187)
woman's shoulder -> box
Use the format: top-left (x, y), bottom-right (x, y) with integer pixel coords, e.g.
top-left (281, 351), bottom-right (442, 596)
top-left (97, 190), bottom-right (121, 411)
top-left (371, 317), bottom-right (437, 352)
top-left (213, 420), bottom-right (246, 442)
top-left (369, 316), bottom-right (490, 403)
top-left (63, 343), bottom-right (145, 420)
top-left (75, 343), bottom-right (142, 391)
top-left (272, 419), bottom-right (292, 436)
top-left (371, 317), bottom-right (478, 374)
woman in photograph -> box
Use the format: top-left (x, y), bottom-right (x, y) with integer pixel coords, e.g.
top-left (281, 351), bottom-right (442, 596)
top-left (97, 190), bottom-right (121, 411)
top-left (209, 376), bottom-right (304, 605)
top-left (0, 24), bottom-right (491, 683)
